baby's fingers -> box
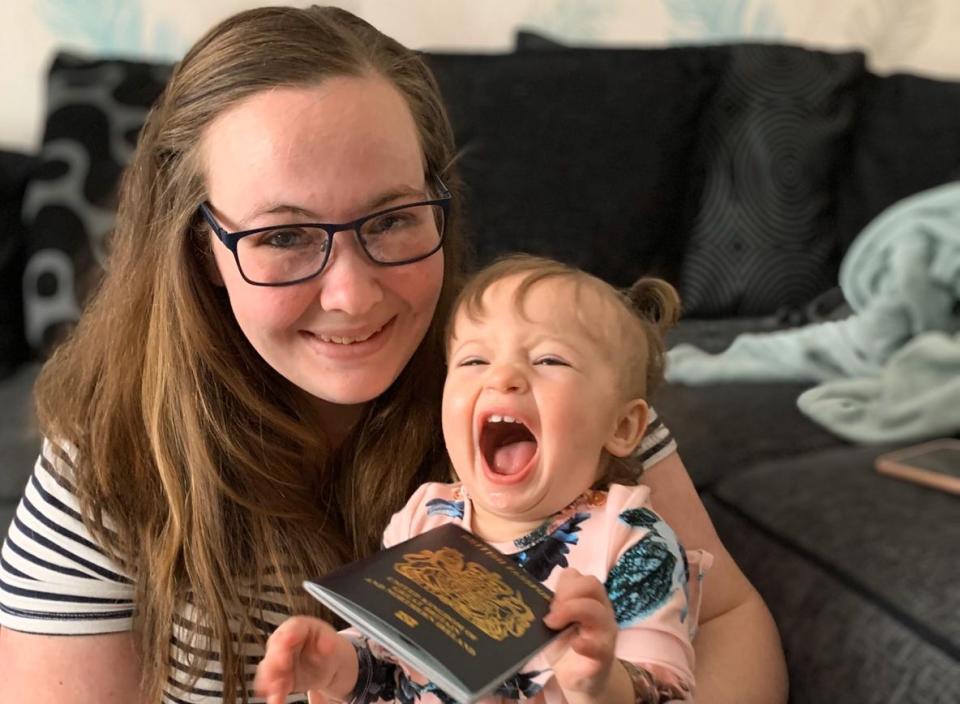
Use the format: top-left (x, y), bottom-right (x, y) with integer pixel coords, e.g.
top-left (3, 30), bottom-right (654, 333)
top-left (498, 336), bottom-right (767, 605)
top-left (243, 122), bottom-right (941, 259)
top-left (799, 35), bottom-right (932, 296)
top-left (551, 569), bottom-right (608, 600)
top-left (255, 617), bottom-right (331, 701)
top-left (545, 595), bottom-right (615, 633)
top-left (564, 624), bottom-right (613, 661)
top-left (255, 637), bottom-right (298, 702)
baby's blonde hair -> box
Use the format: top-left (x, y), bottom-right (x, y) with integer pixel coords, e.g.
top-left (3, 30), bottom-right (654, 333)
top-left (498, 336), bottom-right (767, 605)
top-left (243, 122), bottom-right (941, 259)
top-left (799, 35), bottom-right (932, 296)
top-left (446, 254), bottom-right (680, 397)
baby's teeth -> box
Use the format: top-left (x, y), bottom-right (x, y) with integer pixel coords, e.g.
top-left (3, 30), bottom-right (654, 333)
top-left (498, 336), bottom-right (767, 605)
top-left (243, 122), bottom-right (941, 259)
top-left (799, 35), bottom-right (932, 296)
top-left (488, 414), bottom-right (521, 424)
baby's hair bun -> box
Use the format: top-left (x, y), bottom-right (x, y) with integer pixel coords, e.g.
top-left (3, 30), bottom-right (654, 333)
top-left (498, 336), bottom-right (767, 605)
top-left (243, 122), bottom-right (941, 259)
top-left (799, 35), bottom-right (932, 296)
top-left (625, 278), bottom-right (681, 334)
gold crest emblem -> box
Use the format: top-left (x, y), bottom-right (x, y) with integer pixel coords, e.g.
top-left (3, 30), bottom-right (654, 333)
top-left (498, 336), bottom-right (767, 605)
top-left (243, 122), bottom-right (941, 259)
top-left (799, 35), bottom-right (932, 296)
top-left (395, 547), bottom-right (534, 640)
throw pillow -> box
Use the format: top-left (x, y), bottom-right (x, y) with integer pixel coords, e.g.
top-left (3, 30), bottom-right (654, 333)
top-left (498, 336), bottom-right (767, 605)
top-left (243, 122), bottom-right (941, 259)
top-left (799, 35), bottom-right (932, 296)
top-left (21, 52), bottom-right (171, 354)
top-left (513, 29), bottom-right (567, 51)
top-left (426, 47), bottom-right (727, 288)
top-left (836, 72), bottom-right (960, 254)
top-left (0, 151), bottom-right (40, 378)
top-left (679, 44), bottom-right (865, 317)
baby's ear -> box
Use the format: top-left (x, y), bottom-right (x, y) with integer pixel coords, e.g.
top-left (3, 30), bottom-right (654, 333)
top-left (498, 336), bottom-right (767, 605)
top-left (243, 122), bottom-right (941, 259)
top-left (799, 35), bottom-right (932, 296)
top-left (604, 398), bottom-right (649, 457)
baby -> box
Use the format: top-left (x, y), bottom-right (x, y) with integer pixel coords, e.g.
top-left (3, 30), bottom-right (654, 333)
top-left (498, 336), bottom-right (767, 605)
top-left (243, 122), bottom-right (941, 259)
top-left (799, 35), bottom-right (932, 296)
top-left (256, 254), bottom-right (711, 704)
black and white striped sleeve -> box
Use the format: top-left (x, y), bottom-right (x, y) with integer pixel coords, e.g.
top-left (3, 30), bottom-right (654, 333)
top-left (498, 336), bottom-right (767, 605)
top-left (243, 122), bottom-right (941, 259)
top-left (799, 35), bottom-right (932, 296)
top-left (0, 438), bottom-right (135, 635)
top-left (633, 406), bottom-right (678, 471)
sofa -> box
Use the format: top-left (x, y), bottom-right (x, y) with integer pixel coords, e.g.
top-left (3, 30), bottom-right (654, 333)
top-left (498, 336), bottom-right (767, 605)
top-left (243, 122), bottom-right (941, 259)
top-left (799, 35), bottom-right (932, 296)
top-left (1, 34), bottom-right (958, 704)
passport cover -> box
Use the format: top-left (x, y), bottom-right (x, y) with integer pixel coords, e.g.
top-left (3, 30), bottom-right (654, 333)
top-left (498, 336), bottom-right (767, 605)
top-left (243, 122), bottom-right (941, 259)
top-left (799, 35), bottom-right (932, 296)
top-left (304, 523), bottom-right (561, 703)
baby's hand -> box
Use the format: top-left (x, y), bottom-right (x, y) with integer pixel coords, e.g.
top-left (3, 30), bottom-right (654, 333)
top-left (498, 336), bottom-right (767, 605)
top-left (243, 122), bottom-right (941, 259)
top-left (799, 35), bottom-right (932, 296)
top-left (543, 569), bottom-right (620, 699)
top-left (254, 616), bottom-right (359, 704)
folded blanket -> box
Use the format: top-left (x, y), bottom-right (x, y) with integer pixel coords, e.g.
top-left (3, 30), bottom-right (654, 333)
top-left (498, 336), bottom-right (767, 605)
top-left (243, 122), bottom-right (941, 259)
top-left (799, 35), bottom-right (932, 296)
top-left (667, 181), bottom-right (960, 442)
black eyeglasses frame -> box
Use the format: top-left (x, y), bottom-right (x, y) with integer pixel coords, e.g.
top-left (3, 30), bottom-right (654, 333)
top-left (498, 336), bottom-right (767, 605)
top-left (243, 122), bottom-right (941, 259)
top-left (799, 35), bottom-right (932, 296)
top-left (198, 183), bottom-right (451, 287)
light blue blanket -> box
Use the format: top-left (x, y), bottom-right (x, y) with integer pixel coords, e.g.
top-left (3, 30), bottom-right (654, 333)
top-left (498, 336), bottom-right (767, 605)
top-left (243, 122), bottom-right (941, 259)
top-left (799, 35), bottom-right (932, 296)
top-left (666, 181), bottom-right (960, 442)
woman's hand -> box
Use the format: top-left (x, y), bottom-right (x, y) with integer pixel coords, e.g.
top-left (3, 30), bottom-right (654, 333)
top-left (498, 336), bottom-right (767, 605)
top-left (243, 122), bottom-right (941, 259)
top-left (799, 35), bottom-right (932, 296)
top-left (543, 569), bottom-right (631, 703)
top-left (254, 616), bottom-right (359, 704)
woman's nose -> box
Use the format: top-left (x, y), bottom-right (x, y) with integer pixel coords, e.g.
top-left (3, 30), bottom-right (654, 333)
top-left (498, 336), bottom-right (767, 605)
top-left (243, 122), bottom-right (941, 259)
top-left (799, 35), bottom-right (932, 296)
top-left (485, 363), bottom-right (529, 394)
top-left (317, 233), bottom-right (384, 315)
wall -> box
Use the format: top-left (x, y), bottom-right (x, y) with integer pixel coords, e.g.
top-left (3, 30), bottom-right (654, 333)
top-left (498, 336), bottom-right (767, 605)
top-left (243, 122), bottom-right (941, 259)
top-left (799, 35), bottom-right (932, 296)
top-left (2, 0), bottom-right (959, 152)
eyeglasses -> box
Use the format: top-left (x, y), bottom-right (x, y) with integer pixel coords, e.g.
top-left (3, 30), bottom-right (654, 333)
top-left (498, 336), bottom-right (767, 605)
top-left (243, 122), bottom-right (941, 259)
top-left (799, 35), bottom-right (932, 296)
top-left (198, 185), bottom-right (451, 286)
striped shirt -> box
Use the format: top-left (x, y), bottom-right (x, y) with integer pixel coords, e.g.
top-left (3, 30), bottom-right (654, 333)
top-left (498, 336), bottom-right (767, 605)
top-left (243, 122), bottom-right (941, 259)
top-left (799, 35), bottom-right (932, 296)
top-left (0, 410), bottom-right (676, 703)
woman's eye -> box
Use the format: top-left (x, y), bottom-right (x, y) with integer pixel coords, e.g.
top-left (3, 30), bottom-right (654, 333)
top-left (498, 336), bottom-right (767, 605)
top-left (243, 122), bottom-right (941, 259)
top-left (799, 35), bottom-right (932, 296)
top-left (256, 227), bottom-right (319, 249)
top-left (366, 212), bottom-right (413, 236)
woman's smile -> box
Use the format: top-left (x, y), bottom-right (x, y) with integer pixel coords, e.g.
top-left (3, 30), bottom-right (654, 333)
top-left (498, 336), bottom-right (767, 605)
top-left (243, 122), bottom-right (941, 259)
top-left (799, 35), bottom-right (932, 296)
top-left (298, 317), bottom-right (395, 360)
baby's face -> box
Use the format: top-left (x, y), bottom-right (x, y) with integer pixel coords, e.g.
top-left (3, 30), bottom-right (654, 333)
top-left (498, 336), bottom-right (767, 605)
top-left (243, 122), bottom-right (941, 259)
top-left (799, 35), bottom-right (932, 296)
top-left (442, 275), bottom-right (645, 540)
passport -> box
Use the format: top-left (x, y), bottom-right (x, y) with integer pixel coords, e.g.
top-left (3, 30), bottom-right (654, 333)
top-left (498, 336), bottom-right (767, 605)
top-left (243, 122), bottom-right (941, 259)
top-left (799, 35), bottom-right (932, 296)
top-left (304, 523), bottom-right (562, 703)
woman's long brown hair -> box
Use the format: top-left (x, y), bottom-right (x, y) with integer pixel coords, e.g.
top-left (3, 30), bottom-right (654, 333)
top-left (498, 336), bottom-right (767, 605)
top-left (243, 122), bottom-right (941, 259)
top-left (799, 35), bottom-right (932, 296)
top-left (32, 6), bottom-right (464, 702)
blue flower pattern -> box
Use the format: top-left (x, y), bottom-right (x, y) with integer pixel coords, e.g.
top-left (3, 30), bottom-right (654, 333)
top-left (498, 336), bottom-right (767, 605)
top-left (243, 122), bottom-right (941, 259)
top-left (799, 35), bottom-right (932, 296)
top-left (425, 498), bottom-right (465, 520)
top-left (510, 512), bottom-right (588, 581)
top-left (607, 508), bottom-right (689, 626)
top-left (494, 669), bottom-right (547, 699)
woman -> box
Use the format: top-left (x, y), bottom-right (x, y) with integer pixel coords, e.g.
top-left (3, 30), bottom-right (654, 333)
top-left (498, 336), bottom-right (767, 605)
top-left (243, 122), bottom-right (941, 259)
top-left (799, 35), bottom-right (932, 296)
top-left (0, 6), bottom-right (786, 704)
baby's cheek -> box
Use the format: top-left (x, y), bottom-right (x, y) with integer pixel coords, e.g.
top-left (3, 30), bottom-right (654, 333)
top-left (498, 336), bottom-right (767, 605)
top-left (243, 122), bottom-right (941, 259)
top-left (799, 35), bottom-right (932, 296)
top-left (441, 381), bottom-right (473, 455)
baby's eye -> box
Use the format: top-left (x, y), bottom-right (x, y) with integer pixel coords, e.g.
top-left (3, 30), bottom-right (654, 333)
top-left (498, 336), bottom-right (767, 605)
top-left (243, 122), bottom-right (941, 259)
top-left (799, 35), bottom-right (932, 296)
top-left (456, 357), bottom-right (488, 367)
top-left (534, 355), bottom-right (569, 366)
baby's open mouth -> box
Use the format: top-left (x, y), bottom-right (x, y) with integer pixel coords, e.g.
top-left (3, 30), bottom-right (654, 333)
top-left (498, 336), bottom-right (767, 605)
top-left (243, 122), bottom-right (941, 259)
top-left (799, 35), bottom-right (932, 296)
top-left (480, 415), bottom-right (538, 475)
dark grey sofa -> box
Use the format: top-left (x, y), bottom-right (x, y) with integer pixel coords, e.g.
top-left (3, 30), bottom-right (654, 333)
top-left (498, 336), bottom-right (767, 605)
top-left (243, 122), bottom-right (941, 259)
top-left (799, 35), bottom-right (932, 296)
top-left (659, 322), bottom-right (960, 704)
top-left (1, 37), bottom-right (959, 703)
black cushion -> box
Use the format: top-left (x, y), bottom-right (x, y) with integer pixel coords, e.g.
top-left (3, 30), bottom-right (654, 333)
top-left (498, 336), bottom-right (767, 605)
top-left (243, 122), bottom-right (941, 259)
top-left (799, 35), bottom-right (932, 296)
top-left (0, 150), bottom-right (40, 378)
top-left (679, 45), bottom-right (865, 317)
top-left (426, 47), bottom-right (728, 286)
top-left (21, 52), bottom-right (171, 355)
top-left (514, 29), bottom-right (567, 51)
top-left (836, 72), bottom-right (960, 253)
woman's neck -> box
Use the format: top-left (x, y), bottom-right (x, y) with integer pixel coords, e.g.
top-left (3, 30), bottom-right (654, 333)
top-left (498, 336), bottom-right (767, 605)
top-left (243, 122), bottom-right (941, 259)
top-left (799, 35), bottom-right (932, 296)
top-left (309, 397), bottom-right (369, 449)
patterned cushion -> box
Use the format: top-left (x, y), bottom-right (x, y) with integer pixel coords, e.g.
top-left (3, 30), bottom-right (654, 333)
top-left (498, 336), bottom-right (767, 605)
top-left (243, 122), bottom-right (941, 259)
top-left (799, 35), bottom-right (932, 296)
top-left (21, 52), bottom-right (171, 354)
top-left (679, 45), bottom-right (865, 317)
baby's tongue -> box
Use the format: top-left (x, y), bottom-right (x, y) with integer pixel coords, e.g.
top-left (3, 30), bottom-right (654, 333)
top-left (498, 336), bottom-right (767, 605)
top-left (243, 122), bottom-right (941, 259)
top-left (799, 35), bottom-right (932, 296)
top-left (492, 441), bottom-right (537, 475)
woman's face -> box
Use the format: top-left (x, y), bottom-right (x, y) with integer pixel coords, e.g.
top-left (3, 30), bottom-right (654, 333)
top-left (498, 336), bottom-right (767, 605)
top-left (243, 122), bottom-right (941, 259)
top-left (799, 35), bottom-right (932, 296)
top-left (202, 76), bottom-right (444, 412)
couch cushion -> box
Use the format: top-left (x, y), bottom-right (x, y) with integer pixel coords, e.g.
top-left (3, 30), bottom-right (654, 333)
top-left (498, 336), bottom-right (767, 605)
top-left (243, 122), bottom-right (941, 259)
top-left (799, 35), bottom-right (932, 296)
top-left (0, 151), bottom-right (40, 378)
top-left (705, 495), bottom-right (960, 704)
top-left (655, 317), bottom-right (848, 488)
top-left (426, 47), bottom-right (727, 286)
top-left (653, 378), bottom-right (846, 488)
top-left (21, 52), bottom-right (171, 355)
top-left (837, 72), bottom-right (960, 253)
top-left (711, 445), bottom-right (960, 663)
top-left (679, 44), bottom-right (864, 317)
top-left (0, 363), bottom-right (41, 503)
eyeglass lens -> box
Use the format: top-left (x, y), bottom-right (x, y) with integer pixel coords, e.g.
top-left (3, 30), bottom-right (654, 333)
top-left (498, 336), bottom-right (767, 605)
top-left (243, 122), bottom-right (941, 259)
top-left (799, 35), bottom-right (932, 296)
top-left (235, 203), bottom-right (445, 284)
